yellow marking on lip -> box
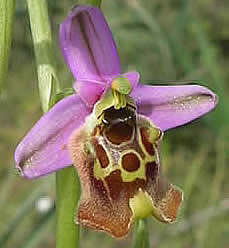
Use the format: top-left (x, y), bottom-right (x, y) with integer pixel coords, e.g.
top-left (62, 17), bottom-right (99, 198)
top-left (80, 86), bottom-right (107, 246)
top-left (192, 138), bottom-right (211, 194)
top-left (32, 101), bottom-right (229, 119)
top-left (137, 126), bottom-right (161, 157)
top-left (129, 189), bottom-right (154, 220)
top-left (91, 114), bottom-right (160, 183)
top-left (118, 150), bottom-right (147, 182)
top-left (93, 146), bottom-right (156, 183)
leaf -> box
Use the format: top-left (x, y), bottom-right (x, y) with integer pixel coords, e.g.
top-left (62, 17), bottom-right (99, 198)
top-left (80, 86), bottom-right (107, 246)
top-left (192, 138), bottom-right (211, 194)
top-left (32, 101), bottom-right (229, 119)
top-left (0, 0), bottom-right (15, 94)
top-left (27, 0), bottom-right (60, 112)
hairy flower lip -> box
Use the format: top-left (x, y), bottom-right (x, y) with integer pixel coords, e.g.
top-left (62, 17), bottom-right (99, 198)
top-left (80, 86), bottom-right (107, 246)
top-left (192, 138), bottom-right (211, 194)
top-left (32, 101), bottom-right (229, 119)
top-left (68, 113), bottom-right (183, 238)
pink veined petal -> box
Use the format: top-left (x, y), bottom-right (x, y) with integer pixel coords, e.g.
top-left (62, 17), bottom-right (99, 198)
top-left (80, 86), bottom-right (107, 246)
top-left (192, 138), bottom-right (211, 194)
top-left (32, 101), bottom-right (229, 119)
top-left (131, 84), bottom-right (218, 131)
top-left (122, 71), bottom-right (140, 90)
top-left (73, 80), bottom-right (105, 108)
top-left (15, 95), bottom-right (90, 179)
top-left (59, 5), bottom-right (121, 82)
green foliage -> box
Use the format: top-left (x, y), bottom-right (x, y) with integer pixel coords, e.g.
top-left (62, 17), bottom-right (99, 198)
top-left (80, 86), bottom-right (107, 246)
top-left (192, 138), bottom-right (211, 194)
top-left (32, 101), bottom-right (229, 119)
top-left (0, 0), bottom-right (228, 247)
top-left (27, 1), bottom-right (80, 248)
top-left (26, 0), bottom-right (59, 112)
top-left (0, 0), bottom-right (15, 94)
top-left (78, 0), bottom-right (101, 7)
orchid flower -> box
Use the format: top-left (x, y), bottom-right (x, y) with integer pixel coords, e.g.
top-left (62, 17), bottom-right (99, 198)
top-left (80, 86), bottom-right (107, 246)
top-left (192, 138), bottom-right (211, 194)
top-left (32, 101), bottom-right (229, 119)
top-left (15, 5), bottom-right (217, 238)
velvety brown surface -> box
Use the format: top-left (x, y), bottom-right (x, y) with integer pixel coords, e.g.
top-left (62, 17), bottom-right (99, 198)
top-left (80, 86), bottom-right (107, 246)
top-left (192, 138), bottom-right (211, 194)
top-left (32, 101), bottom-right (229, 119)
top-left (105, 122), bottom-right (133, 145)
top-left (140, 127), bottom-right (154, 156)
top-left (93, 140), bottom-right (109, 168)
top-left (122, 152), bottom-right (140, 172)
top-left (68, 113), bottom-right (183, 238)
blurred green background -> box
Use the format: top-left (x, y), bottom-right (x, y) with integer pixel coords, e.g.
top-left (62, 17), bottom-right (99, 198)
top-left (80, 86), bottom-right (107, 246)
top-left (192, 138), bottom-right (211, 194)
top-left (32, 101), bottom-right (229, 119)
top-left (0, 0), bottom-right (228, 247)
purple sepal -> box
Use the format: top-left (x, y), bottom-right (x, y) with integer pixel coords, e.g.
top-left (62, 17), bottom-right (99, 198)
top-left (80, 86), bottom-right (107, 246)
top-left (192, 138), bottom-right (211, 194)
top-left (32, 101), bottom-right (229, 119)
top-left (15, 95), bottom-right (90, 179)
top-left (131, 84), bottom-right (217, 131)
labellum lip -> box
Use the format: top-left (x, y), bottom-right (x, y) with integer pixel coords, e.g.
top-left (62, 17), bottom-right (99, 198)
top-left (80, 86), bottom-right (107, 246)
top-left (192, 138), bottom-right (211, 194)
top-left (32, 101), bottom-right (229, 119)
top-left (67, 102), bottom-right (183, 238)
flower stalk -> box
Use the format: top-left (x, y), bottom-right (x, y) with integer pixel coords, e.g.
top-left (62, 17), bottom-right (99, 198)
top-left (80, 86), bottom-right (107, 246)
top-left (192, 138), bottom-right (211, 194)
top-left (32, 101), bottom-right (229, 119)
top-left (0, 0), bottom-right (15, 94)
top-left (56, 167), bottom-right (81, 248)
top-left (132, 219), bottom-right (149, 248)
top-left (27, 0), bottom-right (59, 113)
top-left (26, 1), bottom-right (80, 247)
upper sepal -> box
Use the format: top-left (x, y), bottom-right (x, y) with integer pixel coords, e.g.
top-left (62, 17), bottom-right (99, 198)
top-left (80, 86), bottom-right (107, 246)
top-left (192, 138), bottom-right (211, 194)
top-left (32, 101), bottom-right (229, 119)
top-left (59, 5), bottom-right (121, 82)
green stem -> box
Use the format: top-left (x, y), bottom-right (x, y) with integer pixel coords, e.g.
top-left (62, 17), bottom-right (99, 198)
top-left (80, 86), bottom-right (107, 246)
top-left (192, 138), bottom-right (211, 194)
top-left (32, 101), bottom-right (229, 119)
top-left (56, 167), bottom-right (81, 248)
top-left (132, 219), bottom-right (150, 248)
top-left (26, 1), bottom-right (81, 248)
top-left (27, 0), bottom-right (60, 113)
top-left (0, 0), bottom-right (15, 94)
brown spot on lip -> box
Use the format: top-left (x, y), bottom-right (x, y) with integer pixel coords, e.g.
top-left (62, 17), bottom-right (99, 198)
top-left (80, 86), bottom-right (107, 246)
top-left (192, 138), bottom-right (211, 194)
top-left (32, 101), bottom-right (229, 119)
top-left (140, 127), bottom-right (154, 156)
top-left (104, 170), bottom-right (145, 201)
top-left (104, 170), bottom-right (123, 200)
top-left (93, 141), bottom-right (109, 168)
top-left (122, 153), bottom-right (140, 172)
top-left (105, 122), bottom-right (133, 145)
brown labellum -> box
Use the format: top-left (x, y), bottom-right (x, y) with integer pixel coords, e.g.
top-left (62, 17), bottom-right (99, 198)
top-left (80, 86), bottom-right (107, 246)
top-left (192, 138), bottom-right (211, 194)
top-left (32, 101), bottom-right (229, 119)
top-left (68, 106), bottom-right (182, 238)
